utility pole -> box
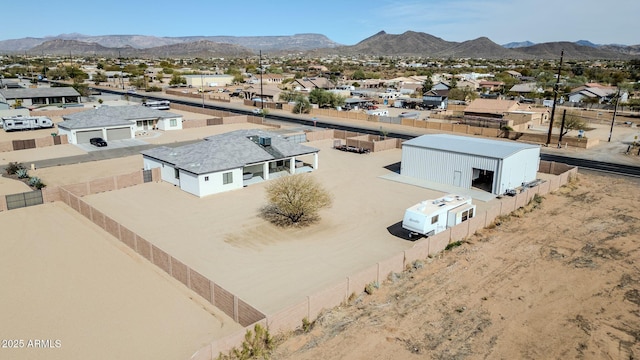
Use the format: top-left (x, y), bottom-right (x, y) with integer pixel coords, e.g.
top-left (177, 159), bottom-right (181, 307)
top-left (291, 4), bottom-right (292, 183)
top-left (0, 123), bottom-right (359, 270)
top-left (558, 109), bottom-right (567, 145)
top-left (608, 88), bottom-right (620, 142)
top-left (546, 50), bottom-right (564, 146)
top-left (259, 50), bottom-right (264, 111)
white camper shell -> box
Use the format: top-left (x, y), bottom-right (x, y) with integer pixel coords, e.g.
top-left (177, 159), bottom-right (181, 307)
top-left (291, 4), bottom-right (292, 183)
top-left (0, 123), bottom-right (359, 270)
top-left (402, 194), bottom-right (476, 238)
top-left (1, 115), bottom-right (54, 132)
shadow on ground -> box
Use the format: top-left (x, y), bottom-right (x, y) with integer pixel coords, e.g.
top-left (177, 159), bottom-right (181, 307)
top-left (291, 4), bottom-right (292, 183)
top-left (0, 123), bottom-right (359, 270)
top-left (386, 221), bottom-right (419, 241)
top-left (383, 162), bottom-right (401, 173)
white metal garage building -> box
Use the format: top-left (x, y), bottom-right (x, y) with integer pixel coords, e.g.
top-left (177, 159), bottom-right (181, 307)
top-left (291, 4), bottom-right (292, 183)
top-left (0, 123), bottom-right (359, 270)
top-left (400, 134), bottom-right (540, 195)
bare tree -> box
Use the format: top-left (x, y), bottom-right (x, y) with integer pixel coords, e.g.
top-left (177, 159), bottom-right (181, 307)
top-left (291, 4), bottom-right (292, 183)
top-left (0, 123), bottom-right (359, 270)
top-left (261, 174), bottom-right (332, 227)
top-left (554, 112), bottom-right (589, 137)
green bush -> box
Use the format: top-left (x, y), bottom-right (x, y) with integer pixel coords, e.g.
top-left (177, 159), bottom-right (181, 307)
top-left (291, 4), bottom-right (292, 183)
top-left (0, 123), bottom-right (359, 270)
top-left (5, 162), bottom-right (25, 175)
top-left (16, 168), bottom-right (29, 179)
top-left (216, 324), bottom-right (274, 360)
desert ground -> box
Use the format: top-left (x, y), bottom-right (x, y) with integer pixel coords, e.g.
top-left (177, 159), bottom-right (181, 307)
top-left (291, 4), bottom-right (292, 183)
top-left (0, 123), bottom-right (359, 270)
top-left (1, 99), bottom-right (639, 359)
top-left (270, 171), bottom-right (640, 360)
top-left (0, 202), bottom-right (242, 360)
top-left (79, 138), bottom-right (482, 315)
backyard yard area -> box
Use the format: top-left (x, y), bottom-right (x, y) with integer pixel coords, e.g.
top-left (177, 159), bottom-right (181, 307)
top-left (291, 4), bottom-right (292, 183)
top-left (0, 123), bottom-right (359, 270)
top-left (0, 203), bottom-right (241, 360)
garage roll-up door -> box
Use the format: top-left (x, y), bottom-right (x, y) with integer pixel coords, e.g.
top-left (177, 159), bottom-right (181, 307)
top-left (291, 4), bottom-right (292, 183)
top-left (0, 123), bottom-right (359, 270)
top-left (106, 127), bottom-right (131, 141)
top-left (76, 129), bottom-right (103, 144)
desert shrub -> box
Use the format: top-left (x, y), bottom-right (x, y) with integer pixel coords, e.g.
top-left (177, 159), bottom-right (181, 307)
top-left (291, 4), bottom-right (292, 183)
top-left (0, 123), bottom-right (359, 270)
top-left (445, 240), bottom-right (464, 251)
top-left (301, 317), bottom-right (314, 333)
top-left (261, 174), bottom-right (332, 227)
top-left (5, 162), bottom-right (25, 175)
top-left (216, 324), bottom-right (274, 360)
top-left (364, 281), bottom-right (380, 295)
top-left (16, 168), bottom-right (29, 179)
top-left (27, 177), bottom-right (46, 189)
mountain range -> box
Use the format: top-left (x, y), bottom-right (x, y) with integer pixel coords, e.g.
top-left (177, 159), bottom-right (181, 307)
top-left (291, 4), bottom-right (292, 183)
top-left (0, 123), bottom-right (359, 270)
top-left (0, 32), bottom-right (638, 60)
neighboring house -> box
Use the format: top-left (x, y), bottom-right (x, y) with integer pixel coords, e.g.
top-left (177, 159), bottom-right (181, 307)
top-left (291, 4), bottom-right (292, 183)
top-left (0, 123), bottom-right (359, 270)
top-left (292, 77), bottom-right (335, 92)
top-left (141, 129), bottom-right (320, 197)
top-left (242, 85), bottom-right (282, 102)
top-left (456, 79), bottom-right (480, 91)
top-left (464, 98), bottom-right (546, 129)
top-left (0, 87), bottom-right (81, 107)
top-left (184, 74), bottom-right (235, 88)
top-left (58, 105), bottom-right (182, 144)
top-left (567, 83), bottom-right (625, 103)
top-left (399, 83), bottom-right (421, 95)
top-left (506, 70), bottom-right (522, 78)
top-left (422, 90), bottom-right (448, 109)
top-left (509, 82), bottom-right (543, 95)
top-left (432, 81), bottom-right (451, 91)
top-left (260, 74), bottom-right (284, 84)
top-left (479, 80), bottom-right (505, 92)
top-left (464, 99), bottom-right (520, 118)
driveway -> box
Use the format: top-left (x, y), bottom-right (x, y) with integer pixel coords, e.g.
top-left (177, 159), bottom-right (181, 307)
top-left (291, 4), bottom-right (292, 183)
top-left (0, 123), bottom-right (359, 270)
top-left (75, 138), bottom-right (149, 152)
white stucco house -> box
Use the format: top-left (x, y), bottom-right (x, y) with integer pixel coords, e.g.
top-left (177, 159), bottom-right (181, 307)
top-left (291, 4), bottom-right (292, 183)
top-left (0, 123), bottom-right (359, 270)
top-left (58, 105), bottom-right (183, 144)
top-left (141, 129), bottom-right (320, 197)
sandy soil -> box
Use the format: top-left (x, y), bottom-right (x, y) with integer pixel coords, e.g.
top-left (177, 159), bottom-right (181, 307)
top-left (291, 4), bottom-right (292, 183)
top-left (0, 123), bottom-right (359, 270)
top-left (0, 175), bottom-right (31, 195)
top-left (0, 202), bottom-right (242, 360)
top-left (79, 139), bottom-right (446, 314)
top-left (271, 172), bottom-right (640, 360)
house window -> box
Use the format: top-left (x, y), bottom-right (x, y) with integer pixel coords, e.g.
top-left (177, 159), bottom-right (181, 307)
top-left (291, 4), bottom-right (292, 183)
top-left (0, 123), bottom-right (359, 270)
top-left (170, 119), bottom-right (177, 127)
top-left (174, 168), bottom-right (180, 179)
top-left (431, 215), bottom-right (439, 224)
top-left (223, 172), bottom-right (233, 184)
top-left (204, 176), bottom-right (209, 181)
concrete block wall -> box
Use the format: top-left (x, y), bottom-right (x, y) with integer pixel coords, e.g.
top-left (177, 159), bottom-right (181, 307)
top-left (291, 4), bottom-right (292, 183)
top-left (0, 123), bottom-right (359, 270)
top-left (428, 229), bottom-right (451, 256)
top-left (347, 265), bottom-right (380, 296)
top-left (266, 300), bottom-right (309, 334)
top-left (304, 129), bottom-right (334, 141)
top-left (308, 279), bottom-right (349, 320)
top-left (404, 238), bottom-right (430, 265)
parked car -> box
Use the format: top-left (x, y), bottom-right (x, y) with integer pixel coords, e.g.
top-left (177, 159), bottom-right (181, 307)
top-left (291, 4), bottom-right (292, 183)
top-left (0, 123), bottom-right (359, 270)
top-left (90, 137), bottom-right (107, 147)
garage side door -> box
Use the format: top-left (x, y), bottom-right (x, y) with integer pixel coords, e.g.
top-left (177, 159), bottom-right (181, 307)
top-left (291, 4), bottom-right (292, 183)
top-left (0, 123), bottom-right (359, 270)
top-left (76, 129), bottom-right (103, 144)
top-left (106, 127), bottom-right (131, 141)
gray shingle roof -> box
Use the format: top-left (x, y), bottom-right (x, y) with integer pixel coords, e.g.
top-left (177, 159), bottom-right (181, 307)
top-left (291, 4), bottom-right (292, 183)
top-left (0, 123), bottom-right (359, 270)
top-left (402, 134), bottom-right (539, 159)
top-left (141, 129), bottom-right (319, 174)
top-left (58, 105), bottom-right (181, 130)
top-left (0, 87), bottom-right (80, 99)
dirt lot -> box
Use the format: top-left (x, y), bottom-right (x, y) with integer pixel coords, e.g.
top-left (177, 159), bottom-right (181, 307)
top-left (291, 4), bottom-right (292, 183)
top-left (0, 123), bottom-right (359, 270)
top-left (271, 171), bottom-right (640, 360)
top-left (0, 203), bottom-right (242, 360)
top-left (79, 139), bottom-right (456, 315)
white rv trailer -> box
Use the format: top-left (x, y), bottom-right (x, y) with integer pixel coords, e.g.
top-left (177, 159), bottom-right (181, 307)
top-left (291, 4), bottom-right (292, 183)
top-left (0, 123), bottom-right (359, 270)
top-left (402, 194), bottom-right (476, 238)
top-left (142, 100), bottom-right (170, 110)
top-left (1, 115), bottom-right (54, 132)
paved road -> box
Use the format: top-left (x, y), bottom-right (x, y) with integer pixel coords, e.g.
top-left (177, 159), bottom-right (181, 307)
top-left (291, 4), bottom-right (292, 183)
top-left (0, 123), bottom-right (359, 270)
top-left (27, 139), bottom-right (201, 169)
top-left (12, 86), bottom-right (640, 178)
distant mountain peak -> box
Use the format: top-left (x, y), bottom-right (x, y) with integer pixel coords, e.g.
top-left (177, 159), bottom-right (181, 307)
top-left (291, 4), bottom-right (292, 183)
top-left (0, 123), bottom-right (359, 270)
top-left (502, 41), bottom-right (535, 48)
top-left (575, 40), bottom-right (599, 47)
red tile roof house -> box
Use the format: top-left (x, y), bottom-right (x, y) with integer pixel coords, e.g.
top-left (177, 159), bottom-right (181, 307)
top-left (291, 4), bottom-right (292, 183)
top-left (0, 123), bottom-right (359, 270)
top-left (479, 80), bottom-right (505, 92)
top-left (463, 99), bottom-right (547, 131)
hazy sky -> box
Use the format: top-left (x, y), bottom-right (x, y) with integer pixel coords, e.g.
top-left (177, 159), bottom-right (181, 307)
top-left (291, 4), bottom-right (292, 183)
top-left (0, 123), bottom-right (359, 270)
top-left (2, 0), bottom-right (638, 45)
